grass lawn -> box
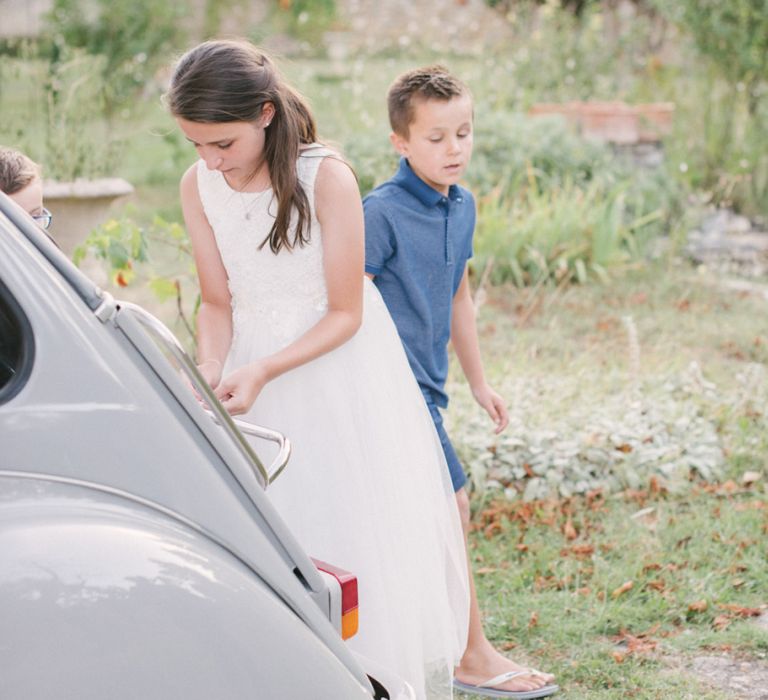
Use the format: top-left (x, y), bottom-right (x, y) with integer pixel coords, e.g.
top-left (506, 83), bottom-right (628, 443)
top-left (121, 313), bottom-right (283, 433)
top-left (453, 265), bottom-right (768, 699)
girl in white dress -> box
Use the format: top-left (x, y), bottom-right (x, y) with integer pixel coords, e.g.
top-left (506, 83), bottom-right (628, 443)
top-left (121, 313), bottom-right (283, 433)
top-left (167, 40), bottom-right (468, 698)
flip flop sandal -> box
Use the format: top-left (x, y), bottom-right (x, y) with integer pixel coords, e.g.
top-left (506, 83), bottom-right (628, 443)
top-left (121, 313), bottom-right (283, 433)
top-left (453, 670), bottom-right (560, 699)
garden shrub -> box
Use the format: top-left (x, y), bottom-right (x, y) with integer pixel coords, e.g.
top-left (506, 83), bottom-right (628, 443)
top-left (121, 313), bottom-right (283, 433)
top-left (653, 0), bottom-right (768, 216)
top-left (452, 361), bottom-right (734, 500)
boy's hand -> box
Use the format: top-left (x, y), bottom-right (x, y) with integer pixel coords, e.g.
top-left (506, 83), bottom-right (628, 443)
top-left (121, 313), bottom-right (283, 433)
top-left (472, 384), bottom-right (509, 434)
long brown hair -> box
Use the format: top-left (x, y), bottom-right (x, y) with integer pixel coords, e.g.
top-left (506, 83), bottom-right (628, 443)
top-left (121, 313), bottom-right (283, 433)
top-left (166, 39), bottom-right (317, 253)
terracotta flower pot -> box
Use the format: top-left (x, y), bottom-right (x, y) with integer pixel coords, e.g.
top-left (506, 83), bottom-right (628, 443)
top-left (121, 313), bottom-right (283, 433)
top-left (529, 100), bottom-right (675, 146)
top-left (579, 101), bottom-right (639, 145)
top-left (43, 178), bottom-right (134, 256)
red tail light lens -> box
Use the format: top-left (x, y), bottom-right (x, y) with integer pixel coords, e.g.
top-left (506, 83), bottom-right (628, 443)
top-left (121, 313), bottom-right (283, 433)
top-left (312, 558), bottom-right (359, 639)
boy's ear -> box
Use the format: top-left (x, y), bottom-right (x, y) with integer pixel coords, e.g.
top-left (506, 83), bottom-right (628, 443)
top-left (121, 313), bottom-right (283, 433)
top-left (389, 131), bottom-right (409, 157)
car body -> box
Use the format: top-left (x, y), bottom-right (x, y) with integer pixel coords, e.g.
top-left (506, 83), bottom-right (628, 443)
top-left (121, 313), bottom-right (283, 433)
top-left (0, 193), bottom-right (414, 700)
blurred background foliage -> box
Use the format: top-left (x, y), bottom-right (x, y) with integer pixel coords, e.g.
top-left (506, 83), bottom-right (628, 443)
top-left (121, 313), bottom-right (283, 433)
top-left (0, 0), bottom-right (765, 305)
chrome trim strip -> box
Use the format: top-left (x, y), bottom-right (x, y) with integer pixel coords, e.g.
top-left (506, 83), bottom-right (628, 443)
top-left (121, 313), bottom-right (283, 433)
top-left (209, 410), bottom-right (292, 484)
top-left (115, 301), bottom-right (273, 486)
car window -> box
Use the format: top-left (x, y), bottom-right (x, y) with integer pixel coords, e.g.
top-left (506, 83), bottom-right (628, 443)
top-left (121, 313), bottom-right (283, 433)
top-left (0, 281), bottom-right (33, 402)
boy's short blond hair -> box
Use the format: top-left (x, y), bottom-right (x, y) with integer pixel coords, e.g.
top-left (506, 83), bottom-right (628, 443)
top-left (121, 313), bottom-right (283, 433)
top-left (0, 147), bottom-right (40, 195)
top-left (387, 65), bottom-right (469, 138)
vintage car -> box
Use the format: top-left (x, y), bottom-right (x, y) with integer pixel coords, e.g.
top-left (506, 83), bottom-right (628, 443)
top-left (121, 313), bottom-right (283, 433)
top-left (0, 192), bottom-right (413, 699)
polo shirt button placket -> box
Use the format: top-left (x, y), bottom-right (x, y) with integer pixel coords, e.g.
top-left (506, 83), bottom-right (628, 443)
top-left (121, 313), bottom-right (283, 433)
top-left (442, 198), bottom-right (453, 267)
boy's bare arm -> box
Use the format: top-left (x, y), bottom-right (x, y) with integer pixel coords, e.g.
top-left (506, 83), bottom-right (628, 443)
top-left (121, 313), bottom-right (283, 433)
top-left (450, 269), bottom-right (509, 433)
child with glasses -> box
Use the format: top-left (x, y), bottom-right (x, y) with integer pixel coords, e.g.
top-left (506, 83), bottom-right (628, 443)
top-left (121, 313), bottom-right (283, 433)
top-left (0, 147), bottom-right (53, 229)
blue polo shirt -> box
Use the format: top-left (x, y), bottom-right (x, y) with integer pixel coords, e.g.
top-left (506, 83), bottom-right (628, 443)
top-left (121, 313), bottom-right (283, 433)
top-left (364, 157), bottom-right (475, 408)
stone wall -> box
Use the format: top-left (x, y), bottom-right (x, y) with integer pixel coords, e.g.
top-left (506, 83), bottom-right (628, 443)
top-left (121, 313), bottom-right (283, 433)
top-left (0, 0), bottom-right (53, 38)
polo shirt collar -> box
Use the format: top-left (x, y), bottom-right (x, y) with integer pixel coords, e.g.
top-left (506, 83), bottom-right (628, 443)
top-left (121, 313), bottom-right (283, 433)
top-left (392, 157), bottom-right (461, 207)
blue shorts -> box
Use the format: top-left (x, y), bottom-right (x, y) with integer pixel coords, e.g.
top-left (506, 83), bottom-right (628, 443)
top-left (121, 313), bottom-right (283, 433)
top-left (425, 400), bottom-right (467, 492)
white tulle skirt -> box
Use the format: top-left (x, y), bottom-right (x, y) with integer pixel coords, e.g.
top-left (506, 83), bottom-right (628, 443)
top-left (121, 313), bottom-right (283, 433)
top-left (226, 278), bottom-right (469, 699)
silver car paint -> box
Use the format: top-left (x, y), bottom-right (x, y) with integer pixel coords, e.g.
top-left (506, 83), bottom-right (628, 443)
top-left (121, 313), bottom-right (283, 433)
top-left (0, 473), bottom-right (372, 700)
top-left (0, 196), bottom-right (394, 698)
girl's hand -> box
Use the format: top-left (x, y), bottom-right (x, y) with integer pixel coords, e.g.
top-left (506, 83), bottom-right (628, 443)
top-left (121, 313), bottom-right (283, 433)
top-left (214, 361), bottom-right (270, 416)
top-left (471, 383), bottom-right (509, 434)
top-left (197, 359), bottom-right (223, 390)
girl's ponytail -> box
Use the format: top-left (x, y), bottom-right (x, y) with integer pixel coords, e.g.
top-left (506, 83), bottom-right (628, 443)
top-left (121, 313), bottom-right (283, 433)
top-left (259, 82), bottom-right (317, 253)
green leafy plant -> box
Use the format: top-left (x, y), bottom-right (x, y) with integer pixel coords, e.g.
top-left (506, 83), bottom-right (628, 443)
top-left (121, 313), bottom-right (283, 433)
top-left (74, 214), bottom-right (198, 344)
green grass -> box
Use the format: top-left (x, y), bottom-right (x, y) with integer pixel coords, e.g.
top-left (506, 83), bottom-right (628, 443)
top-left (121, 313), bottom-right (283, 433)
top-left (451, 267), bottom-right (768, 698)
top-left (461, 486), bottom-right (767, 698)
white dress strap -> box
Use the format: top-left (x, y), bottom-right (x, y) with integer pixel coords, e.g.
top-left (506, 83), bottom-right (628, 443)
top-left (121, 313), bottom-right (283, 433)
top-left (297, 143), bottom-right (340, 214)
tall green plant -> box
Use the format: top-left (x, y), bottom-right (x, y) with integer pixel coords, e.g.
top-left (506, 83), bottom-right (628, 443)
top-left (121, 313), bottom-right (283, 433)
top-left (0, 42), bottom-right (119, 181)
top-left (46, 0), bottom-right (187, 117)
top-left (474, 169), bottom-right (664, 286)
top-left (653, 0), bottom-right (768, 215)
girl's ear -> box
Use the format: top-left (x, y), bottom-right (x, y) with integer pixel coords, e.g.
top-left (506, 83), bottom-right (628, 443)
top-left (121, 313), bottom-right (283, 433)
top-left (389, 131), bottom-right (408, 157)
top-left (260, 102), bottom-right (276, 127)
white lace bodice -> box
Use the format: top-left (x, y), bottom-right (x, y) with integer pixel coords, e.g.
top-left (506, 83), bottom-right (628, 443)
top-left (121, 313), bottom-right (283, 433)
top-left (197, 145), bottom-right (332, 344)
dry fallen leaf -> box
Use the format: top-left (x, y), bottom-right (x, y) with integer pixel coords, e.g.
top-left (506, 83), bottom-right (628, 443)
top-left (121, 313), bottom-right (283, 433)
top-left (718, 603), bottom-right (762, 618)
top-left (612, 580), bottom-right (634, 598)
top-left (570, 543), bottom-right (595, 557)
top-left (528, 611), bottom-right (539, 629)
top-left (688, 600), bottom-right (708, 613)
top-left (613, 630), bottom-right (659, 655)
top-left (611, 651), bottom-right (625, 663)
top-left (563, 518), bottom-right (578, 540)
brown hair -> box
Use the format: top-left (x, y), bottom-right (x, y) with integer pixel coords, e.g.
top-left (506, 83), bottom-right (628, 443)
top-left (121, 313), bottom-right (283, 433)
top-left (0, 147), bottom-right (40, 195)
top-left (387, 65), bottom-right (470, 137)
top-left (166, 39), bottom-right (317, 253)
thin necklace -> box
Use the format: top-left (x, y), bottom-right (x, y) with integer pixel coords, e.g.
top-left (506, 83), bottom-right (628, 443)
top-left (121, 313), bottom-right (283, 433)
top-left (228, 161), bottom-right (270, 220)
top-left (238, 186), bottom-right (270, 221)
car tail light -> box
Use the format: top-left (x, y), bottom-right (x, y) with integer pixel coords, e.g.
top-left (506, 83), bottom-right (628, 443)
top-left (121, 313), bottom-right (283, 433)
top-left (312, 558), bottom-right (359, 640)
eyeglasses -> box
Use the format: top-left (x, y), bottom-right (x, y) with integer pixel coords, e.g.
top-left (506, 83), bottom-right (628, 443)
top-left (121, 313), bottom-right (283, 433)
top-left (32, 207), bottom-right (53, 230)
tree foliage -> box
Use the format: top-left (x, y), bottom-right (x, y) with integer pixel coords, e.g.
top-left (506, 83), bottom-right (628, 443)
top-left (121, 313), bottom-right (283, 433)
top-left (654, 0), bottom-right (768, 114)
top-left (46, 0), bottom-right (187, 114)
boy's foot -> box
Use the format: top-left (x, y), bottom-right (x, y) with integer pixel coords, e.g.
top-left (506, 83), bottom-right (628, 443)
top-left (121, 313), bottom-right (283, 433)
top-left (455, 645), bottom-right (556, 695)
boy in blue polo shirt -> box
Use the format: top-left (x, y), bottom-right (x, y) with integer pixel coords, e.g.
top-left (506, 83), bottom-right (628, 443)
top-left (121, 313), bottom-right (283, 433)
top-left (364, 66), bottom-right (558, 699)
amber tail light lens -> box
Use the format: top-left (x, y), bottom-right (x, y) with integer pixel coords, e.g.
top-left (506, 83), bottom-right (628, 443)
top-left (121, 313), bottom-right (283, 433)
top-left (312, 558), bottom-right (359, 640)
